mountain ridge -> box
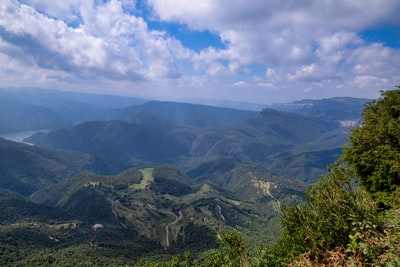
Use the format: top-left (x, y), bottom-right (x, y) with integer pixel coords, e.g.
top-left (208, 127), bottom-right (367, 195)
top-left (0, 138), bottom-right (124, 196)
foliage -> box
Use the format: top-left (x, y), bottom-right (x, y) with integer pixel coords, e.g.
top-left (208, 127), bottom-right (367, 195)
top-left (203, 232), bottom-right (250, 267)
top-left (274, 164), bottom-right (379, 264)
top-left (345, 214), bottom-right (400, 266)
top-left (344, 88), bottom-right (400, 200)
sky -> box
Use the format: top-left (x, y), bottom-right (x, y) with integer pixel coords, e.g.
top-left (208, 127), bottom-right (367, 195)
top-left (0, 0), bottom-right (400, 104)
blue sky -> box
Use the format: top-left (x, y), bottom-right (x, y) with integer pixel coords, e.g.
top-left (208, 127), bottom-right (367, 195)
top-left (0, 0), bottom-right (400, 104)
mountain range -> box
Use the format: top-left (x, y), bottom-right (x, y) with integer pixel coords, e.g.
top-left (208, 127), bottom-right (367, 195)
top-left (25, 100), bottom-right (356, 182)
top-left (0, 88), bottom-right (368, 264)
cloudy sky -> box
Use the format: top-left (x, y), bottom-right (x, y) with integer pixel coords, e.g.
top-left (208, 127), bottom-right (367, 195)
top-left (1, 0), bottom-right (400, 104)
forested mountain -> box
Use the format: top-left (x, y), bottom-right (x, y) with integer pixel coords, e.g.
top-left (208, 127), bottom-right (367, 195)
top-left (31, 164), bottom-right (304, 247)
top-left (26, 103), bottom-right (354, 182)
top-left (26, 120), bottom-right (190, 166)
top-left (0, 163), bottom-right (305, 265)
top-left (0, 88), bottom-right (373, 265)
top-left (0, 138), bottom-right (124, 196)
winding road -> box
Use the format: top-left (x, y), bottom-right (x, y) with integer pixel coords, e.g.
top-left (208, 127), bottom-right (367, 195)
top-left (164, 210), bottom-right (183, 248)
top-left (216, 204), bottom-right (225, 222)
top-left (147, 204), bottom-right (183, 248)
top-left (111, 200), bottom-right (127, 228)
top-left (114, 199), bottom-right (183, 248)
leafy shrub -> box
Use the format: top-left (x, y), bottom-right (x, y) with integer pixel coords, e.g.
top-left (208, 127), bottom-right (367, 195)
top-left (275, 164), bottom-right (379, 264)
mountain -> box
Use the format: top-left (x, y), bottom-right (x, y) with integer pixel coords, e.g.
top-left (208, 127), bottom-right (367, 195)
top-left (0, 88), bottom-right (146, 133)
top-left (184, 157), bottom-right (306, 203)
top-left (0, 93), bottom-right (368, 264)
top-left (103, 100), bottom-right (258, 128)
top-left (0, 189), bottom-right (71, 223)
top-left (271, 97), bottom-right (368, 122)
top-left (0, 162), bottom-right (304, 265)
top-left (25, 103), bottom-right (353, 182)
top-left (26, 120), bottom-right (190, 166)
top-left (265, 148), bottom-right (343, 183)
top-left (0, 88), bottom-right (367, 135)
top-left (30, 165), bottom-right (304, 251)
top-left (0, 138), bottom-right (124, 196)
top-left (0, 187), bottom-right (159, 266)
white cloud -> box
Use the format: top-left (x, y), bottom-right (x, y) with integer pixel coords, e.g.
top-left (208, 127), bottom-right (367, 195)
top-left (0, 0), bottom-right (399, 103)
top-left (149, 0), bottom-right (400, 97)
top-left (256, 82), bottom-right (275, 89)
top-left (233, 81), bottom-right (246, 87)
top-left (351, 43), bottom-right (400, 77)
top-left (0, 0), bottom-right (190, 85)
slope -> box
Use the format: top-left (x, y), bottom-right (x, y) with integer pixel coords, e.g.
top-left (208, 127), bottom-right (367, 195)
top-left (30, 164), bottom-right (304, 252)
top-left (26, 120), bottom-right (190, 166)
top-left (0, 138), bottom-right (124, 196)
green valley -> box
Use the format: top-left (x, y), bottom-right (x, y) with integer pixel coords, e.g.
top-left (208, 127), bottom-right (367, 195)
top-left (0, 88), bottom-right (376, 266)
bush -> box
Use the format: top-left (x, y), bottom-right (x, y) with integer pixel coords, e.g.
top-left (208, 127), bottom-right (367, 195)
top-left (276, 164), bottom-right (379, 264)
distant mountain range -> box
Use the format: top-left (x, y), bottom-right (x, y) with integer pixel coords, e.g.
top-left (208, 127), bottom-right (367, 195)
top-left (0, 87), bottom-right (368, 133)
top-left (0, 87), bottom-right (370, 264)
top-left (271, 97), bottom-right (368, 121)
top-left (25, 99), bottom-right (358, 182)
top-left (0, 87), bottom-right (146, 134)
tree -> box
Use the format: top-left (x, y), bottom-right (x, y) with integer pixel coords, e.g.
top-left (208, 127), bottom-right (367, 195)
top-left (276, 164), bottom-right (377, 263)
top-left (204, 232), bottom-right (250, 267)
top-left (343, 88), bottom-right (400, 198)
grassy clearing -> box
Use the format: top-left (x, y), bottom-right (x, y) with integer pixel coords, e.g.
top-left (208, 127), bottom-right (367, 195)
top-left (130, 168), bottom-right (154, 190)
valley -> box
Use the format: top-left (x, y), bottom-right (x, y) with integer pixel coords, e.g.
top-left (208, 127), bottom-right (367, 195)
top-left (0, 88), bottom-right (368, 265)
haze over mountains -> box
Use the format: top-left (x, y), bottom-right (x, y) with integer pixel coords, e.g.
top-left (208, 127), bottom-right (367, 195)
top-left (0, 87), bottom-right (368, 264)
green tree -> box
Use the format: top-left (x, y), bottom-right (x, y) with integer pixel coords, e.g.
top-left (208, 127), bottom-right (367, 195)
top-left (275, 164), bottom-right (378, 264)
top-left (204, 232), bottom-right (250, 267)
top-left (344, 88), bottom-right (400, 197)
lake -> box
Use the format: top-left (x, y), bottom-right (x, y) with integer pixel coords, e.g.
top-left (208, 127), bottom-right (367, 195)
top-left (0, 129), bottom-right (49, 144)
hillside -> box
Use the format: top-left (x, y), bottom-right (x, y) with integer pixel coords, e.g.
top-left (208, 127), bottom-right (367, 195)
top-left (26, 120), bottom-right (190, 166)
top-left (0, 158), bottom-right (305, 265)
top-left (0, 138), bottom-right (124, 196)
top-left (0, 187), bottom-right (159, 266)
top-left (185, 157), bottom-right (306, 203)
top-left (30, 165), bottom-right (305, 252)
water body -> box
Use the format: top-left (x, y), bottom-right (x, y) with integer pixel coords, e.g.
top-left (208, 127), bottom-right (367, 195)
top-left (0, 129), bottom-right (49, 144)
